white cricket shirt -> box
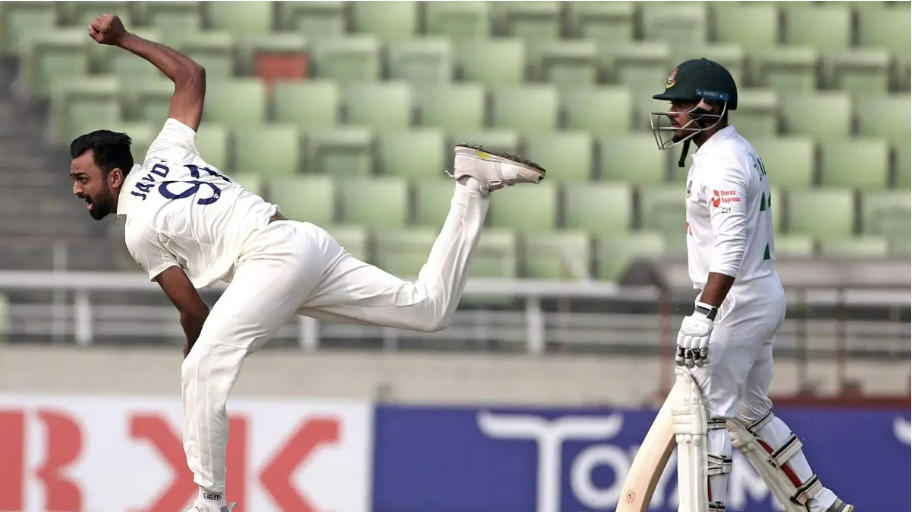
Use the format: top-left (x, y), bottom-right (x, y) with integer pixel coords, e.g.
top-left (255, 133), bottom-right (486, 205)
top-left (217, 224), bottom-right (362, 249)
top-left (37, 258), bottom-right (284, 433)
top-left (116, 119), bottom-right (278, 288)
top-left (684, 125), bottom-right (776, 290)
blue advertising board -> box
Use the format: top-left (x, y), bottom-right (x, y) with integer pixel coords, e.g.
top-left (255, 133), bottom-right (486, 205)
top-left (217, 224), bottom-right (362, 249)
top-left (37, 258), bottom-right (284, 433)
top-left (372, 405), bottom-right (910, 511)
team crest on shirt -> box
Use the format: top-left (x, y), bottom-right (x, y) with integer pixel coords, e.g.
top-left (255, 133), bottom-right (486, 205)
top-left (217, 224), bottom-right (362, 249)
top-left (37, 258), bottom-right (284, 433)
top-left (686, 179), bottom-right (692, 198)
top-left (665, 67), bottom-right (678, 89)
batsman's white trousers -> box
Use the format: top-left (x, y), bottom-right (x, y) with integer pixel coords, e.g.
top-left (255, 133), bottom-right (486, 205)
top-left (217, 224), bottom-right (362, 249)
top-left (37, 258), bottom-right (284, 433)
top-left (181, 183), bottom-right (489, 491)
top-left (690, 273), bottom-right (787, 421)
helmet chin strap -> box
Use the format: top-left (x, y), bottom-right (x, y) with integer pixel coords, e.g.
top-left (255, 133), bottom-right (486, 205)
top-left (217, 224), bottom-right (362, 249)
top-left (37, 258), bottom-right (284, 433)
top-left (678, 140), bottom-right (691, 168)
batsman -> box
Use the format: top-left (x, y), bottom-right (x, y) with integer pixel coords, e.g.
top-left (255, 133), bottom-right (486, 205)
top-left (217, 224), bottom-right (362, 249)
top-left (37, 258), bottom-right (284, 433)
top-left (618, 59), bottom-right (853, 512)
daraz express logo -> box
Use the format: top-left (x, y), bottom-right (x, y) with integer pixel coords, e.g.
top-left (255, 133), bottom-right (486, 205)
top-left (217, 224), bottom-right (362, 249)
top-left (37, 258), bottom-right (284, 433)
top-left (712, 189), bottom-right (741, 208)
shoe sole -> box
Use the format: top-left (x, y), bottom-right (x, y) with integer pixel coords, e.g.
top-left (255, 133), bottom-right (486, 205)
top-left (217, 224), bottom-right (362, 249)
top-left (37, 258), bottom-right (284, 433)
top-left (455, 144), bottom-right (546, 182)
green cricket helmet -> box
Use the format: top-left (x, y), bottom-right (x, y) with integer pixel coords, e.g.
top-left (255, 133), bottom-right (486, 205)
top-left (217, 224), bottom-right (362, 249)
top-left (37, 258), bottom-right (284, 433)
top-left (650, 58), bottom-right (738, 151)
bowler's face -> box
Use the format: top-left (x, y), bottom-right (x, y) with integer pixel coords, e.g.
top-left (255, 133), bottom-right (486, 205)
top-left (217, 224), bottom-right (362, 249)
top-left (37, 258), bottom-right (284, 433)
top-left (71, 151), bottom-right (116, 220)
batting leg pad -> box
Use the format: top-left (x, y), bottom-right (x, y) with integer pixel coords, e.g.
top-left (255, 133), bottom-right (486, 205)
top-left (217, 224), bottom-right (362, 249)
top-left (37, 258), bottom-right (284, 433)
top-left (727, 412), bottom-right (823, 512)
top-left (670, 370), bottom-right (709, 512)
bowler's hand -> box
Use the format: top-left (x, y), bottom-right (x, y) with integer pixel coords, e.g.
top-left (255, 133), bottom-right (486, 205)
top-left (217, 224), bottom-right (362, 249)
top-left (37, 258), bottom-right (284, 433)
top-left (675, 309), bottom-right (714, 368)
top-left (88, 13), bottom-right (127, 46)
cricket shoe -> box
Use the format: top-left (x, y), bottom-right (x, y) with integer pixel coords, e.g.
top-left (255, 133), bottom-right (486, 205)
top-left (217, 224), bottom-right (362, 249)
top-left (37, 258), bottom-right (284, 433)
top-left (185, 501), bottom-right (237, 512)
top-left (825, 498), bottom-right (854, 512)
top-left (449, 144), bottom-right (545, 192)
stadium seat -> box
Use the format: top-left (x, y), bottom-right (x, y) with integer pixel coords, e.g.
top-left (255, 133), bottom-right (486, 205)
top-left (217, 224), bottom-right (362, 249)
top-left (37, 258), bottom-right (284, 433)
top-left (521, 230), bottom-right (591, 280)
top-left (277, 1), bottom-right (347, 39)
top-left (780, 92), bottom-right (851, 140)
top-left (343, 82), bottom-right (413, 130)
top-left (373, 228), bottom-right (436, 278)
top-left (895, 143), bottom-right (910, 188)
top-left (566, 2), bottom-right (635, 43)
top-left (818, 236), bottom-right (889, 259)
top-left (175, 31), bottom-right (235, 77)
top-left (268, 175), bottom-right (336, 225)
top-left (311, 36), bottom-right (381, 83)
top-left (142, 2), bottom-right (202, 37)
top-left (195, 124), bottom-right (230, 170)
top-left (748, 47), bottom-right (818, 94)
top-left (0, 2), bottom-right (58, 55)
top-left (855, 94), bottom-right (911, 146)
top-left (50, 76), bottom-right (121, 142)
top-left (98, 29), bottom-right (165, 91)
top-left (415, 83), bottom-right (486, 132)
top-left (273, 80), bottom-right (340, 132)
top-left (467, 228), bottom-right (518, 279)
top-left (641, 2), bottom-right (708, 47)
top-left (488, 182), bottom-right (559, 232)
top-left (819, 138), bottom-right (890, 190)
top-left (235, 33), bottom-right (308, 79)
top-left (671, 43), bottom-right (745, 88)
top-left (750, 137), bottom-right (815, 187)
top-left (561, 86), bottom-right (632, 135)
top-left (860, 190), bottom-right (910, 256)
top-left (448, 130), bottom-right (520, 156)
top-left (824, 49), bottom-right (891, 97)
top-left (376, 129), bottom-right (447, 179)
top-left (733, 89), bottom-right (779, 138)
top-left (204, 79), bottom-right (266, 129)
top-left (128, 79), bottom-right (172, 124)
top-left (538, 39), bottom-right (599, 90)
top-left (596, 231), bottom-right (666, 281)
top-left (523, 132), bottom-right (594, 182)
top-left (305, 127), bottom-right (374, 177)
top-left (388, 38), bottom-right (454, 85)
top-left (772, 233), bottom-right (815, 259)
top-left (455, 38), bottom-right (526, 87)
top-left (205, 1), bottom-right (272, 36)
top-left (232, 173), bottom-right (264, 196)
top-left (599, 134), bottom-right (668, 185)
top-left (783, 4), bottom-right (851, 52)
top-left (712, 3), bottom-right (777, 50)
top-left (785, 188), bottom-right (854, 239)
top-left (425, 2), bottom-right (491, 41)
top-left (352, 1), bottom-right (418, 42)
top-left (339, 177), bottom-right (409, 228)
top-left (20, 29), bottom-right (90, 98)
top-left (324, 224), bottom-right (370, 262)
top-left (562, 182), bottom-right (633, 235)
top-left (490, 85), bottom-right (559, 135)
top-left (493, 2), bottom-right (561, 42)
top-left (857, 2), bottom-right (911, 57)
top-left (639, 185), bottom-right (686, 250)
top-left (233, 125), bottom-right (301, 178)
top-left (65, 1), bottom-right (133, 28)
top-left (601, 41), bottom-right (673, 128)
top-left (413, 180), bottom-right (458, 227)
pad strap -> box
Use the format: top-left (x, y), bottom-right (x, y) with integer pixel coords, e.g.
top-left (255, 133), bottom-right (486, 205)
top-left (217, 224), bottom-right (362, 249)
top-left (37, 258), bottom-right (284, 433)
top-left (708, 502), bottom-right (726, 511)
top-left (771, 434), bottom-right (803, 467)
top-left (791, 475), bottom-right (823, 505)
top-left (707, 454), bottom-right (733, 476)
top-left (707, 418), bottom-right (727, 430)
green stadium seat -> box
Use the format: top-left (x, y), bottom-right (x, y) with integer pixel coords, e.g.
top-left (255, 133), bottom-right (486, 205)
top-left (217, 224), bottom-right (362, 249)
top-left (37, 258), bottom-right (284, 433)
top-left (860, 190), bottom-right (910, 256)
top-left (521, 230), bottom-right (591, 280)
top-left (455, 38), bottom-right (526, 87)
top-left (820, 138), bottom-right (890, 190)
top-left (448, 130), bottom-right (520, 156)
top-left (599, 134), bottom-right (668, 185)
top-left (824, 49), bottom-right (891, 97)
top-left (128, 79), bottom-right (171, 123)
top-left (205, 1), bottom-right (272, 36)
top-left (204, 79), bottom-right (266, 129)
top-left (712, 3), bottom-right (777, 50)
top-left (733, 89), bottom-right (779, 138)
top-left (142, 2), bottom-right (202, 38)
top-left (232, 173), bottom-right (264, 196)
top-left (324, 224), bottom-right (370, 262)
top-left (352, 1), bottom-right (418, 42)
top-left (343, 82), bottom-right (413, 130)
top-left (493, 2), bottom-right (561, 42)
top-left (780, 92), bottom-right (851, 140)
top-left (786, 188), bottom-right (854, 239)
top-left (491, 85), bottom-right (559, 135)
top-left (561, 86), bottom-right (632, 135)
top-left (0, 3), bottom-right (58, 55)
top-left (467, 228), bottom-right (518, 279)
top-left (641, 2), bottom-right (708, 47)
top-left (562, 182), bottom-right (633, 235)
top-left (305, 127), bottom-right (374, 177)
top-left (566, 2), bottom-right (635, 43)
top-left (340, 177), bottom-right (409, 228)
top-left (596, 231), bottom-right (666, 281)
top-left (857, 2), bottom-right (911, 57)
top-left (783, 4), bottom-right (850, 52)
top-left (65, 2), bottom-right (133, 28)
top-left (425, 2), bottom-right (491, 41)
top-left (750, 137), bottom-right (814, 188)
top-left (171, 31), bottom-right (235, 77)
top-left (488, 182), bottom-right (559, 232)
top-left (818, 236), bottom-right (889, 259)
top-left (523, 132), bottom-right (594, 182)
top-left (415, 83), bottom-right (485, 132)
top-left (748, 46), bottom-right (819, 94)
top-left (20, 29), bottom-right (89, 98)
top-left (50, 76), bottom-right (121, 143)
top-left (388, 38), bottom-right (453, 85)
top-left (268, 175), bottom-right (336, 225)
top-left (855, 94), bottom-right (911, 146)
top-left (373, 228), bottom-right (436, 278)
top-left (233, 125), bottom-right (301, 178)
top-left (195, 124), bottom-right (230, 170)
top-left (97, 29), bottom-right (165, 92)
top-left (639, 185), bottom-right (686, 250)
top-left (672, 43), bottom-right (745, 88)
top-left (772, 233), bottom-right (815, 259)
top-left (601, 41), bottom-right (673, 128)
top-left (413, 180), bottom-right (458, 227)
top-left (538, 39), bottom-right (599, 90)
top-left (277, 2), bottom-right (347, 39)
top-left (235, 32), bottom-right (308, 77)
top-left (311, 36), bottom-right (381, 83)
top-left (895, 143), bottom-right (910, 188)
top-left (376, 129), bottom-right (447, 179)
top-left (273, 80), bottom-right (339, 132)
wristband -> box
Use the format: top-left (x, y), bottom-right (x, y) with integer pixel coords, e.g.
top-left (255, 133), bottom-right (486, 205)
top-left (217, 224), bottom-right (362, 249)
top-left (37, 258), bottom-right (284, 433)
top-left (694, 301), bottom-right (718, 320)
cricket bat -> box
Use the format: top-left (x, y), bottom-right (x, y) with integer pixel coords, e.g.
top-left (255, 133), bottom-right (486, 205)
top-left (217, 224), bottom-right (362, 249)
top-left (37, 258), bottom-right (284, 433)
top-left (615, 389), bottom-right (676, 512)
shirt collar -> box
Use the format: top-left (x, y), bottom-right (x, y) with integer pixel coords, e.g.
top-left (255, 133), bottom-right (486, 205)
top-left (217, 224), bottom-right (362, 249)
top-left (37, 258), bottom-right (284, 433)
top-left (115, 164), bottom-right (142, 223)
top-left (693, 125), bottom-right (737, 158)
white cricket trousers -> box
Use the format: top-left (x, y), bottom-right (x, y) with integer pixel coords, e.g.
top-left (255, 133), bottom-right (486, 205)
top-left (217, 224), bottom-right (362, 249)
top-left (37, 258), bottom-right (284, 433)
top-left (181, 183), bottom-right (489, 491)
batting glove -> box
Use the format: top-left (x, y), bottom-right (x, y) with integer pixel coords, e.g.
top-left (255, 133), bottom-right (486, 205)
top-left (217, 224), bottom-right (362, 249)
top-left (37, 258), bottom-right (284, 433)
top-left (675, 302), bottom-right (718, 368)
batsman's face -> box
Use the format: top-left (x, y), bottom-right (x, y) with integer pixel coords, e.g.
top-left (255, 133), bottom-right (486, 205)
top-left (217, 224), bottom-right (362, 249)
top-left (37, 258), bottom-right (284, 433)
top-left (70, 150), bottom-right (118, 220)
top-left (667, 101), bottom-right (699, 142)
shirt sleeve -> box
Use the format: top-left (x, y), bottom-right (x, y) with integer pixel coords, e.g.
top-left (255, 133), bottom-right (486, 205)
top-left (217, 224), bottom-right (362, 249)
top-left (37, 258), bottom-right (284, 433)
top-left (703, 165), bottom-right (750, 278)
top-left (124, 221), bottom-right (180, 281)
top-left (144, 118), bottom-right (200, 163)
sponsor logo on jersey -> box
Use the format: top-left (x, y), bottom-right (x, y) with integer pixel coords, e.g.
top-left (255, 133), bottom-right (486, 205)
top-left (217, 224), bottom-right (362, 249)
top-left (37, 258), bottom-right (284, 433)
top-left (712, 189), bottom-right (741, 208)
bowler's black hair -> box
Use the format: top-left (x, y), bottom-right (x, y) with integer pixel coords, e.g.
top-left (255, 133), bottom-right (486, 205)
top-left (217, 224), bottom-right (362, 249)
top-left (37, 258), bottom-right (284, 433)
top-left (70, 130), bottom-right (134, 176)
